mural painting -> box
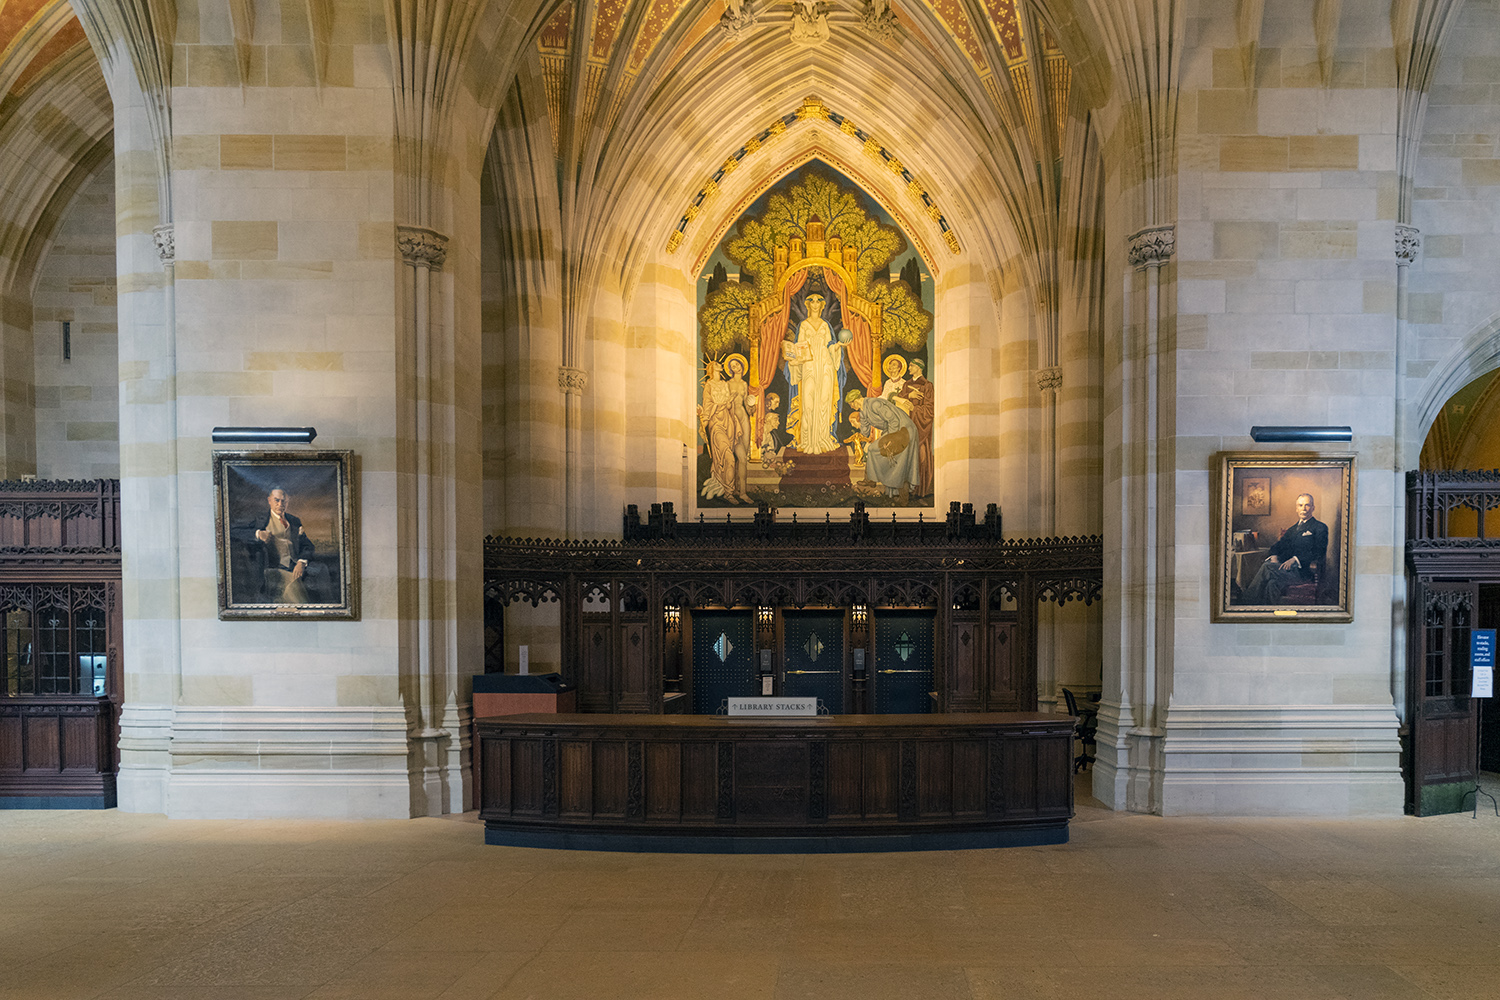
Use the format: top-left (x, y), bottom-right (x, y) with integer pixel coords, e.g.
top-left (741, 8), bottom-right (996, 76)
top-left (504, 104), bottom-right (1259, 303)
top-left (696, 162), bottom-right (934, 508)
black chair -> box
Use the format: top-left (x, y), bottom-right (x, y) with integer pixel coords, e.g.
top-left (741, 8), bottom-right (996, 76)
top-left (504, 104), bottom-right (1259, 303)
top-left (1062, 688), bottom-right (1097, 773)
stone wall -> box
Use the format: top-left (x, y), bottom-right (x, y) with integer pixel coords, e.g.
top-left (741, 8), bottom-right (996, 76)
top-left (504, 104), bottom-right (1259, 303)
top-left (33, 159), bottom-right (120, 480)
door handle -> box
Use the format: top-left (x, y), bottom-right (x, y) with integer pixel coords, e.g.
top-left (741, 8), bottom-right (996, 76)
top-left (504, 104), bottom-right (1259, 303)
top-left (785, 669), bottom-right (840, 675)
top-left (878, 669), bottom-right (928, 674)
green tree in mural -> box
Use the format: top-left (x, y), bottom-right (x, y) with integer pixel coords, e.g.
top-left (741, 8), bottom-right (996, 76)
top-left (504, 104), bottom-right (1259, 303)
top-left (698, 278), bottom-right (759, 356)
top-left (723, 171), bottom-right (907, 297)
top-left (698, 167), bottom-right (933, 358)
top-left (868, 280), bottom-right (930, 353)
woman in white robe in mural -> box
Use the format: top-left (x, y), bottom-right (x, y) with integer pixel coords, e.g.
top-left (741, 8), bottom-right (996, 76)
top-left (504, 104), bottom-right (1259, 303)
top-left (781, 291), bottom-right (849, 454)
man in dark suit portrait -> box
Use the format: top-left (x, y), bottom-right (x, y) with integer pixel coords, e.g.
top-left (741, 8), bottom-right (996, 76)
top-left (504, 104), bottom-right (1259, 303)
top-left (1241, 493), bottom-right (1329, 605)
top-left (231, 486), bottom-right (315, 603)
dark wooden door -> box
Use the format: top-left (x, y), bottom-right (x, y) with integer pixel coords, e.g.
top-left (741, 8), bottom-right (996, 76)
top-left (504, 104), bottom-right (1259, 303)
top-left (1411, 580), bottom-right (1479, 815)
top-left (781, 610), bottom-right (845, 713)
top-left (873, 611), bottom-right (933, 714)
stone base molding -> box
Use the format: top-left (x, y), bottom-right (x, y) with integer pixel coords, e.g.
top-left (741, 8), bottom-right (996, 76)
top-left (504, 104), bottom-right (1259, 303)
top-left (1158, 704), bottom-right (1404, 817)
top-left (115, 703), bottom-right (175, 814)
top-left (115, 705), bottom-right (472, 819)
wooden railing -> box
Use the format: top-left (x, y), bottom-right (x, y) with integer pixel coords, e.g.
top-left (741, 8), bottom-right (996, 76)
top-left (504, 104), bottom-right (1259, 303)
top-left (1407, 470), bottom-right (1500, 544)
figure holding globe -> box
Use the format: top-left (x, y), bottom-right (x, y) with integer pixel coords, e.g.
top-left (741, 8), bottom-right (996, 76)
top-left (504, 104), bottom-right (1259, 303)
top-left (781, 288), bottom-right (853, 454)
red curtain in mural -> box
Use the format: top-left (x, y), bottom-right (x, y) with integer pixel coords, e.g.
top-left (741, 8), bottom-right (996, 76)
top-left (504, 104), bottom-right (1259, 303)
top-left (824, 267), bottom-right (874, 391)
top-left (755, 268), bottom-right (810, 438)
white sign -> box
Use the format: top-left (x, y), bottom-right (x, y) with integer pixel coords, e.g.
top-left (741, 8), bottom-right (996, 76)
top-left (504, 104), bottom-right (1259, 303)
top-left (1475, 666), bottom-right (1494, 699)
top-left (518, 645), bottom-right (529, 675)
top-left (727, 697), bottom-right (817, 717)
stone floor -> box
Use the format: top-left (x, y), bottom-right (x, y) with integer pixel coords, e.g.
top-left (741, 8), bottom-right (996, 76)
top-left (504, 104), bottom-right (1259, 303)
top-left (5, 774), bottom-right (1500, 1000)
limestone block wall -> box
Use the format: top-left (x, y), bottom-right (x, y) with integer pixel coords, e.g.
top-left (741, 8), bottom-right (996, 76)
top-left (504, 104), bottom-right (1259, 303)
top-left (33, 159), bottom-right (119, 480)
top-left (1407, 0), bottom-right (1500, 451)
top-left (105, 0), bottom-right (495, 819)
top-left (1139, 1), bottom-right (1405, 815)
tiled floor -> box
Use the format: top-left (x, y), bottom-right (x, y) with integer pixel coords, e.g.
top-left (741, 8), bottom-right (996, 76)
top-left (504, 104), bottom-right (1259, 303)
top-left (4, 774), bottom-right (1500, 1000)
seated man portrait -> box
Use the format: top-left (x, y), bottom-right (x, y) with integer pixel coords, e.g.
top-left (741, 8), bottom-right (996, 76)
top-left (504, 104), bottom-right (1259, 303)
top-left (231, 486), bottom-right (316, 603)
top-left (1240, 493), bottom-right (1329, 605)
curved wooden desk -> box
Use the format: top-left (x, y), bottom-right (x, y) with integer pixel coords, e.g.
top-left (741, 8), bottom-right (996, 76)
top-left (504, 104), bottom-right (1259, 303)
top-left (476, 713), bottom-right (1074, 852)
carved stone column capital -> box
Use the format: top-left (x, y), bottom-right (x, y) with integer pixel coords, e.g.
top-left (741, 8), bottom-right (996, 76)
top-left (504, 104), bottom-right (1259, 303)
top-left (152, 224), bottom-right (175, 266)
top-left (1127, 224), bottom-right (1175, 269)
top-left (1395, 224), bottom-right (1422, 264)
top-left (1035, 366), bottom-right (1063, 394)
top-left (397, 225), bottom-right (449, 269)
top-left (558, 366), bottom-right (589, 396)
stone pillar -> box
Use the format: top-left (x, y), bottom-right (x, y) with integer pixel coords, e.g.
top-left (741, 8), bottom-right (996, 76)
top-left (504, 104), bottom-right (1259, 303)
top-left (1392, 224), bottom-right (1421, 723)
top-left (559, 364), bottom-right (587, 536)
top-left (1096, 223), bottom-right (1174, 813)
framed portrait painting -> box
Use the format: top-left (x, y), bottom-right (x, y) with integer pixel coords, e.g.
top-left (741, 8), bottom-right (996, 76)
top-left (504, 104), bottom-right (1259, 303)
top-left (213, 450), bottom-right (358, 620)
top-left (1214, 453), bottom-right (1355, 623)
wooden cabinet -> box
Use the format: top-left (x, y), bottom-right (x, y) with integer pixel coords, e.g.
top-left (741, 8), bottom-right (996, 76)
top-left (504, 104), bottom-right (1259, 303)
top-left (0, 481), bottom-right (122, 808)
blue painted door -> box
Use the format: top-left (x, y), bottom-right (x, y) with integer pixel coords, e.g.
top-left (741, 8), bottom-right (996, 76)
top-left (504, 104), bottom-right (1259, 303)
top-left (690, 611), bottom-right (755, 714)
top-left (781, 610), bottom-right (844, 713)
top-left (873, 611), bottom-right (934, 714)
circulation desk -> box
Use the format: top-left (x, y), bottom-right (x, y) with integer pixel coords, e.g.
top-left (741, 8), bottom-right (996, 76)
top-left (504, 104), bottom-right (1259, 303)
top-left (476, 713), bottom-right (1074, 852)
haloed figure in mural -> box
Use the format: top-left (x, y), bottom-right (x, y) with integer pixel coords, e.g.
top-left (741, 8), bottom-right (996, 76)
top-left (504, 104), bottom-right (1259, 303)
top-left (698, 355), bottom-right (755, 503)
top-left (782, 291), bottom-right (851, 453)
top-left (695, 163), bottom-right (935, 507)
top-left (898, 358), bottom-right (934, 499)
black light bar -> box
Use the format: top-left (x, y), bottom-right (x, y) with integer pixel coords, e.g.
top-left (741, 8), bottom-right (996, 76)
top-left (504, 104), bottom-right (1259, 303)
top-left (211, 427), bottom-right (318, 445)
top-left (1249, 425), bottom-right (1352, 443)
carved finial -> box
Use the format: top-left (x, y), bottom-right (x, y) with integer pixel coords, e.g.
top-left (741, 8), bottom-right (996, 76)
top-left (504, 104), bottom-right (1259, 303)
top-left (721, 0), bottom-right (757, 34)
top-left (859, 0), bottom-right (899, 38)
top-left (1127, 224), bottom-right (1175, 268)
top-left (397, 225), bottom-right (449, 269)
top-left (791, 0), bottom-right (829, 46)
top-left (152, 224), bottom-right (175, 266)
top-left (1395, 224), bottom-right (1421, 264)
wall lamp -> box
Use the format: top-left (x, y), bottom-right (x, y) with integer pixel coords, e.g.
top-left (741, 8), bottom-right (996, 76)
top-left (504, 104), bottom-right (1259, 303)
top-left (211, 427), bottom-right (318, 445)
top-left (1249, 426), bottom-right (1352, 443)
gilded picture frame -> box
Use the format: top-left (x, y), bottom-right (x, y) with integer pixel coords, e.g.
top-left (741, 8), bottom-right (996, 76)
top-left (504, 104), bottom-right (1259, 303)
top-left (1213, 452), bottom-right (1355, 623)
top-left (213, 450), bottom-right (358, 620)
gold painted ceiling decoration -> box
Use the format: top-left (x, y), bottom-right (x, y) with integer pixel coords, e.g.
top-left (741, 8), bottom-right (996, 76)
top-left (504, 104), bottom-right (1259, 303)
top-left (0, 0), bottom-right (87, 113)
top-left (666, 96), bottom-right (959, 257)
top-left (537, 1), bottom-right (572, 153)
top-left (537, 0), bottom-right (698, 154)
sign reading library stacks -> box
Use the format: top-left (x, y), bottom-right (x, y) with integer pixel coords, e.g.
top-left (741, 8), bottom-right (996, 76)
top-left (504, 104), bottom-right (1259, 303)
top-left (727, 697), bottom-right (818, 717)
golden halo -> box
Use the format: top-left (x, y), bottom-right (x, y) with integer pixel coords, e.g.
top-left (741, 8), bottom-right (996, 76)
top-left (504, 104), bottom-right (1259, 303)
top-left (724, 353), bottom-right (749, 376)
top-left (882, 355), bottom-right (907, 380)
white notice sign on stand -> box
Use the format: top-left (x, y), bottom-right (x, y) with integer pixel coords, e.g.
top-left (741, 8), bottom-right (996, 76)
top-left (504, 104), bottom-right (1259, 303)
top-left (727, 697), bottom-right (817, 717)
top-left (1473, 629), bottom-right (1496, 698)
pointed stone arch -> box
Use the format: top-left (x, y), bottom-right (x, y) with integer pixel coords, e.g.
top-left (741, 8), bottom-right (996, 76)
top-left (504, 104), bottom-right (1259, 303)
top-left (1411, 311), bottom-right (1500, 464)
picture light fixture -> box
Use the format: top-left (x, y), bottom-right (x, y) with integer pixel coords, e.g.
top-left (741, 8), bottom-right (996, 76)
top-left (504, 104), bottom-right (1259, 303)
top-left (211, 427), bottom-right (318, 445)
top-left (1249, 426), bottom-right (1352, 443)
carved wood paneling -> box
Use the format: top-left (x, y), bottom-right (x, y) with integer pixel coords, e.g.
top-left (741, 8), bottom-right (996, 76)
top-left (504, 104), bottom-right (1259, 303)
top-left (0, 480), bottom-right (122, 801)
top-left (478, 714), bottom-right (1074, 844)
top-left (486, 504), bottom-right (1103, 715)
